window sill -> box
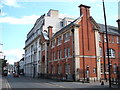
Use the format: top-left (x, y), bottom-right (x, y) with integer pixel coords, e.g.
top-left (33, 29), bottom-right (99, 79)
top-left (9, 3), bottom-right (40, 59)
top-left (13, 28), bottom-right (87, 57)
top-left (51, 46), bottom-right (55, 48)
top-left (64, 39), bottom-right (70, 43)
top-left (106, 57), bottom-right (115, 59)
top-left (57, 43), bottom-right (62, 46)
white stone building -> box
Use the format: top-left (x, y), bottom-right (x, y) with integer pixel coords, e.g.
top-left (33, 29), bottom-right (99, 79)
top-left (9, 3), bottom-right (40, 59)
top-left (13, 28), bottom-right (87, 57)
top-left (24, 9), bottom-right (74, 77)
top-left (19, 57), bottom-right (24, 74)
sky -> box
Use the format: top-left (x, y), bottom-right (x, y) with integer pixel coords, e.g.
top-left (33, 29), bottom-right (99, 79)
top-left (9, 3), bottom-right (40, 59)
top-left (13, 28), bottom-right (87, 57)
top-left (0, 0), bottom-right (119, 64)
top-left (118, 1), bottom-right (120, 19)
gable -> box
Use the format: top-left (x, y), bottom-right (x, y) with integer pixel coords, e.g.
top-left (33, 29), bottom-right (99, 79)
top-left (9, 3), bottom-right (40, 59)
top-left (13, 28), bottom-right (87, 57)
top-left (89, 16), bottom-right (100, 30)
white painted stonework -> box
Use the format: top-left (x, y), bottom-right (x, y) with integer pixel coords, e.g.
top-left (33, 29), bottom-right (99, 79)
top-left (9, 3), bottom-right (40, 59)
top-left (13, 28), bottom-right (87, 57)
top-left (95, 30), bottom-right (101, 80)
top-left (74, 26), bottom-right (80, 81)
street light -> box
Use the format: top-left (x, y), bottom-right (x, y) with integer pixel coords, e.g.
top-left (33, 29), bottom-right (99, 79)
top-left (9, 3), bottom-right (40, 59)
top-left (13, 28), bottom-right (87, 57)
top-left (102, 0), bottom-right (111, 88)
top-left (0, 43), bottom-right (3, 53)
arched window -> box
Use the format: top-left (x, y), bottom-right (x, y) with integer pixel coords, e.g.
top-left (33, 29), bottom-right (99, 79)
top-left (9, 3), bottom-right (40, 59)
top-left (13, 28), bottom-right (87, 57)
top-left (106, 48), bottom-right (115, 58)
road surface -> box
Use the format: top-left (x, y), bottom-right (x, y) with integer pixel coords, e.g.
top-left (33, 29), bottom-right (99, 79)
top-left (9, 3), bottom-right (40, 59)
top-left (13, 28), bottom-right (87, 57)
top-left (2, 74), bottom-right (115, 90)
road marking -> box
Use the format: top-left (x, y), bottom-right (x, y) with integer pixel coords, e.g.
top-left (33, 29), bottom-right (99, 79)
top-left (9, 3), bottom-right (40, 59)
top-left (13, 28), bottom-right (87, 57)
top-left (6, 81), bottom-right (11, 89)
top-left (3, 77), bottom-right (11, 89)
top-left (44, 82), bottom-right (65, 88)
top-left (44, 83), bottom-right (57, 86)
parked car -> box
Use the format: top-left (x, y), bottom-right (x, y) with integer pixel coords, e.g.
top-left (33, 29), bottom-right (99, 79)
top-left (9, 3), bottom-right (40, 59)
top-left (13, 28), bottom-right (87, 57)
top-left (13, 72), bottom-right (19, 77)
top-left (3, 70), bottom-right (8, 76)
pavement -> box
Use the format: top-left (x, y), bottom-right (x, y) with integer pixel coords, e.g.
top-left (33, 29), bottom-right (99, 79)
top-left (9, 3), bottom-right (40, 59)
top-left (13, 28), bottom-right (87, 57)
top-left (2, 75), bottom-right (11, 89)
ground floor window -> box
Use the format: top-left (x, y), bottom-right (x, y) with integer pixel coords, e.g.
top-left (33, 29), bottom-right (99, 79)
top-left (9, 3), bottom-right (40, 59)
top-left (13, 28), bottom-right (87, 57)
top-left (113, 64), bottom-right (117, 74)
top-left (58, 64), bottom-right (62, 74)
top-left (65, 64), bottom-right (70, 74)
top-left (101, 63), bottom-right (103, 74)
top-left (52, 65), bottom-right (55, 74)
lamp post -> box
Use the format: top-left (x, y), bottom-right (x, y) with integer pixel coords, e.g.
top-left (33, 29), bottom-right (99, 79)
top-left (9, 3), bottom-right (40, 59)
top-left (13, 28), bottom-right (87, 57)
top-left (102, 0), bottom-right (111, 88)
top-left (47, 42), bottom-right (49, 77)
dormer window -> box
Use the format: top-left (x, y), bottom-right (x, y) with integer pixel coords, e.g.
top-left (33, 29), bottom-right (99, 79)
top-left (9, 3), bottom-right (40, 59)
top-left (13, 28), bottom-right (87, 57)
top-left (60, 21), bottom-right (64, 27)
top-left (67, 21), bottom-right (71, 25)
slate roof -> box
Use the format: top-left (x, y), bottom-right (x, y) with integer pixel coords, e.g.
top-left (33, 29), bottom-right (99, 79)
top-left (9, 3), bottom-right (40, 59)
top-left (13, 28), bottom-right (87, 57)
top-left (98, 23), bottom-right (120, 35)
top-left (49, 16), bottom-right (120, 40)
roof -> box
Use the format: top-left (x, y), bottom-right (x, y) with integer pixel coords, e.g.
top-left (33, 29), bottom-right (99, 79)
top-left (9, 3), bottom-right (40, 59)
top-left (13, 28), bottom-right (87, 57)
top-left (98, 23), bottom-right (120, 35)
top-left (42, 31), bottom-right (49, 40)
top-left (90, 16), bottom-right (100, 30)
top-left (78, 4), bottom-right (91, 8)
top-left (51, 16), bottom-right (82, 39)
top-left (43, 14), bottom-right (119, 40)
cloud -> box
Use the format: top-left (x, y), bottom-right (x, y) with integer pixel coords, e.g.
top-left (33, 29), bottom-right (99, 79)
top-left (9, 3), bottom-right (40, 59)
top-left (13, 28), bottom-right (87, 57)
top-left (89, 0), bottom-right (96, 2)
top-left (16, 0), bottom-right (73, 2)
top-left (4, 49), bottom-right (24, 64)
top-left (0, 5), bottom-right (3, 8)
top-left (1, 0), bottom-right (21, 8)
top-left (90, 0), bottom-right (119, 2)
top-left (75, 0), bottom-right (119, 2)
top-left (114, 15), bottom-right (118, 20)
top-left (0, 13), bottom-right (77, 24)
top-left (0, 15), bottom-right (40, 24)
top-left (96, 4), bottom-right (102, 8)
top-left (0, 12), bottom-right (7, 16)
top-left (15, 0), bottom-right (119, 2)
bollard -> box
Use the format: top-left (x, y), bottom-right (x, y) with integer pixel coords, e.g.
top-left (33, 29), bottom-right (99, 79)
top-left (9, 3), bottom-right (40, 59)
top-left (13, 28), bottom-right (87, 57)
top-left (101, 81), bottom-right (104, 85)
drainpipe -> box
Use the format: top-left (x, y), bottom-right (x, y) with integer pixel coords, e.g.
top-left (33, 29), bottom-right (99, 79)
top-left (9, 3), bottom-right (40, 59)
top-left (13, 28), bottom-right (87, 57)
top-left (71, 28), bottom-right (75, 81)
top-left (46, 41), bottom-right (49, 77)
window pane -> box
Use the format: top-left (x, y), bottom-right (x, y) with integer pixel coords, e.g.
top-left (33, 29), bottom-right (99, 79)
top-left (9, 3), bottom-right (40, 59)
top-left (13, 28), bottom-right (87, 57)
top-left (106, 48), bottom-right (115, 58)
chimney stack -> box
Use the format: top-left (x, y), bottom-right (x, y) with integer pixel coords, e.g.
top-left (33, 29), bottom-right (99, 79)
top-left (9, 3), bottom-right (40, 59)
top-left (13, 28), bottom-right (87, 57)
top-left (78, 4), bottom-right (91, 17)
top-left (48, 26), bottom-right (53, 39)
top-left (117, 19), bottom-right (120, 31)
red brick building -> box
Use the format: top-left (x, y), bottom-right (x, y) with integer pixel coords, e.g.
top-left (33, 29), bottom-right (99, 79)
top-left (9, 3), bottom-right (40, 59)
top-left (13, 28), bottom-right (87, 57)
top-left (99, 24), bottom-right (120, 80)
top-left (47, 4), bottom-right (102, 81)
top-left (39, 4), bottom-right (120, 82)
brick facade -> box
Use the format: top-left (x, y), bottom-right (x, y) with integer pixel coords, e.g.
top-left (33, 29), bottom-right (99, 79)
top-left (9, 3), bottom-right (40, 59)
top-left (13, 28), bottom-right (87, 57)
top-left (39, 4), bottom-right (120, 82)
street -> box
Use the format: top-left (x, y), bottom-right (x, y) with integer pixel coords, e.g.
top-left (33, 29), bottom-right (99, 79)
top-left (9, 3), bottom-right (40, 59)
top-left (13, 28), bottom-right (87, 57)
top-left (1, 74), bottom-right (114, 90)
